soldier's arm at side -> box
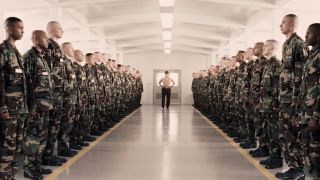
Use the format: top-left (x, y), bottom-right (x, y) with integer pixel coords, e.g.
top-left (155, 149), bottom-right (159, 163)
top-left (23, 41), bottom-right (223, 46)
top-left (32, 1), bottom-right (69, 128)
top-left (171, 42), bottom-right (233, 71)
top-left (0, 53), bottom-right (9, 118)
top-left (23, 54), bottom-right (36, 112)
top-left (292, 43), bottom-right (308, 105)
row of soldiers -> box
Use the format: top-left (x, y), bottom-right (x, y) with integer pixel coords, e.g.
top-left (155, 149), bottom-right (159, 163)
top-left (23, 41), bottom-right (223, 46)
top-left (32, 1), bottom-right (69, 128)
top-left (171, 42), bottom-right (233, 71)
top-left (193, 14), bottom-right (320, 180)
top-left (0, 17), bottom-right (143, 180)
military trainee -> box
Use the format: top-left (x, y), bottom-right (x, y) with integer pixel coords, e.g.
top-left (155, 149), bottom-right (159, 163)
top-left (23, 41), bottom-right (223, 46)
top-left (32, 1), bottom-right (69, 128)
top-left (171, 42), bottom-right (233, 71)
top-left (0, 17), bottom-right (143, 180)
top-left (192, 14), bottom-right (320, 180)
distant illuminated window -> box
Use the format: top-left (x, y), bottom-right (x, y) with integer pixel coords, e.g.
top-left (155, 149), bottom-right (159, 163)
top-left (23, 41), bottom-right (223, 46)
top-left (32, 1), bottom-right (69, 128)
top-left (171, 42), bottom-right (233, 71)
top-left (156, 72), bottom-right (178, 87)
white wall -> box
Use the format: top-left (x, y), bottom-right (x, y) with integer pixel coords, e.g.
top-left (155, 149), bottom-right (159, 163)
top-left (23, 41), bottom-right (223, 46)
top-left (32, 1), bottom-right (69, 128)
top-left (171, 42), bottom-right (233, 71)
top-left (124, 51), bottom-right (210, 105)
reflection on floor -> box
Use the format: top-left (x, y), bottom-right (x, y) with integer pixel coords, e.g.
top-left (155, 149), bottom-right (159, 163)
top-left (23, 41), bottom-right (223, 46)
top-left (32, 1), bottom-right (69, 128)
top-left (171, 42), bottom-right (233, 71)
top-left (17, 105), bottom-right (285, 180)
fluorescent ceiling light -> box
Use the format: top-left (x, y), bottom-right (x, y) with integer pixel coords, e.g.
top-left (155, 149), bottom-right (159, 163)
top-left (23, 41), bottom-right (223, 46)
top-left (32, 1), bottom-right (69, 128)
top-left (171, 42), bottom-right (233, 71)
top-left (164, 42), bottom-right (172, 49)
top-left (161, 13), bottom-right (173, 29)
top-left (159, 0), bottom-right (176, 7)
top-left (163, 31), bottom-right (172, 41)
top-left (164, 49), bottom-right (171, 54)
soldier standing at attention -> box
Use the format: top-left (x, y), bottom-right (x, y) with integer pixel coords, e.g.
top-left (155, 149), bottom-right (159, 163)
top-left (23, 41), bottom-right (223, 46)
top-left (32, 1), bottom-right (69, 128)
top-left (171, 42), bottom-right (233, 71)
top-left (159, 71), bottom-right (175, 109)
top-left (0, 16), bottom-right (27, 180)
top-left (0, 17), bottom-right (27, 180)
top-left (42, 21), bottom-right (67, 166)
top-left (23, 30), bottom-right (53, 179)
top-left (259, 39), bottom-right (283, 169)
top-left (298, 23), bottom-right (320, 179)
top-left (57, 42), bottom-right (78, 157)
top-left (276, 14), bottom-right (308, 180)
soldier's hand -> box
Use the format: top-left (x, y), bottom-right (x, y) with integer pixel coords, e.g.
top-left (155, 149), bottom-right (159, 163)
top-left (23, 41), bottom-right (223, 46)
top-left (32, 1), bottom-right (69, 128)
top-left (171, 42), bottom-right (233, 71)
top-left (308, 119), bottom-right (319, 131)
top-left (0, 112), bottom-right (12, 120)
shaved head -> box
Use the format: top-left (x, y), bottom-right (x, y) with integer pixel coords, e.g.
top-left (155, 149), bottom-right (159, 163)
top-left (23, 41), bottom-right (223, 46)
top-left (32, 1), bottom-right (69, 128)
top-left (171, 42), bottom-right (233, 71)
top-left (47, 21), bottom-right (63, 39)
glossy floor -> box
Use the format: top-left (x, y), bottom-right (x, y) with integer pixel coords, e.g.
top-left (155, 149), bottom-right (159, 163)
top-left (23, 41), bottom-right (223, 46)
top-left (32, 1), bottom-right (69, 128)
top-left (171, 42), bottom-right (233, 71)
top-left (40, 105), bottom-right (270, 180)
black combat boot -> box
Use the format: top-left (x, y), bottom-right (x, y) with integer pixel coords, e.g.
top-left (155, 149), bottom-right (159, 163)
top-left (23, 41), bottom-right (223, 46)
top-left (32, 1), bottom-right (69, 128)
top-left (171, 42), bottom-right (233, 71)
top-left (275, 168), bottom-right (305, 180)
top-left (250, 146), bottom-right (269, 157)
top-left (24, 169), bottom-right (43, 180)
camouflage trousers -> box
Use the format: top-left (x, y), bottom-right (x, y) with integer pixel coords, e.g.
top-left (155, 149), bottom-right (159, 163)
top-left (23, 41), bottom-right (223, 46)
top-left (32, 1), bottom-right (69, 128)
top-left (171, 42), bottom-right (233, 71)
top-left (70, 104), bottom-right (88, 144)
top-left (253, 108), bottom-right (268, 148)
top-left (85, 103), bottom-right (95, 136)
top-left (43, 92), bottom-right (63, 160)
top-left (244, 106), bottom-right (255, 143)
top-left (58, 96), bottom-right (76, 152)
top-left (24, 111), bottom-right (49, 171)
top-left (0, 113), bottom-right (26, 180)
top-left (309, 129), bottom-right (320, 178)
top-left (279, 103), bottom-right (304, 168)
top-left (236, 105), bottom-right (246, 138)
top-left (263, 111), bottom-right (281, 158)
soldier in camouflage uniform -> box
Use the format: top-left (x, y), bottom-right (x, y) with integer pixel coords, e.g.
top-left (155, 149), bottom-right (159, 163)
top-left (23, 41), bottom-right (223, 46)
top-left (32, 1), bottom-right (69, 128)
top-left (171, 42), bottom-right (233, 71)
top-left (0, 17), bottom-right (27, 180)
top-left (225, 59), bottom-right (238, 138)
top-left (240, 48), bottom-right (257, 149)
top-left (57, 42), bottom-right (78, 157)
top-left (70, 50), bottom-right (90, 149)
top-left (232, 51), bottom-right (247, 142)
top-left (23, 30), bottom-right (53, 179)
top-left (275, 14), bottom-right (308, 180)
top-left (83, 53), bottom-right (97, 142)
top-left (43, 21), bottom-right (67, 166)
top-left (298, 23), bottom-right (320, 179)
top-left (248, 42), bottom-right (270, 158)
top-left (259, 40), bottom-right (283, 169)
top-left (90, 52), bottom-right (105, 136)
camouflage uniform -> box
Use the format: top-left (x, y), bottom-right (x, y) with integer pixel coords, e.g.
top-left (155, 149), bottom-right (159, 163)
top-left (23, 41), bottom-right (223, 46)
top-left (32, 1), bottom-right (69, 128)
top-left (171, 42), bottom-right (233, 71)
top-left (91, 64), bottom-right (105, 134)
top-left (57, 57), bottom-right (78, 153)
top-left (225, 68), bottom-right (238, 136)
top-left (70, 62), bottom-right (88, 146)
top-left (23, 47), bottom-right (53, 173)
top-left (279, 33), bottom-right (308, 169)
top-left (260, 56), bottom-right (281, 158)
top-left (83, 64), bottom-right (97, 138)
top-left (0, 40), bottom-right (28, 179)
top-left (43, 39), bottom-right (66, 161)
top-left (251, 57), bottom-right (268, 149)
top-left (234, 61), bottom-right (247, 139)
top-left (241, 60), bottom-right (256, 144)
top-left (298, 45), bottom-right (320, 177)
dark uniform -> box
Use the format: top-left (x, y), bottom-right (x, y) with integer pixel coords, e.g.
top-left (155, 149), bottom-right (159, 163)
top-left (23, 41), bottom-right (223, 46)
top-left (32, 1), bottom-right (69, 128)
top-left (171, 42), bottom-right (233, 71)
top-left (0, 40), bottom-right (27, 179)
top-left (42, 39), bottom-right (66, 165)
top-left (23, 47), bottom-right (53, 175)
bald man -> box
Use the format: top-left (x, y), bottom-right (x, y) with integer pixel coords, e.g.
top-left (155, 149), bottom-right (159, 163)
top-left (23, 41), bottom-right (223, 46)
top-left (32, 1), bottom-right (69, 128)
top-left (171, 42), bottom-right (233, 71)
top-left (23, 30), bottom-right (53, 179)
top-left (42, 21), bottom-right (67, 166)
top-left (69, 50), bottom-right (90, 148)
top-left (276, 14), bottom-right (308, 179)
top-left (57, 42), bottom-right (79, 157)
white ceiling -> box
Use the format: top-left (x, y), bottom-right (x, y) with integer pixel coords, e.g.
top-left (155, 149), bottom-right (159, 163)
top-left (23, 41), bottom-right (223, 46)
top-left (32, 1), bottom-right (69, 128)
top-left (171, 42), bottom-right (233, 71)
top-left (1, 0), bottom-right (320, 56)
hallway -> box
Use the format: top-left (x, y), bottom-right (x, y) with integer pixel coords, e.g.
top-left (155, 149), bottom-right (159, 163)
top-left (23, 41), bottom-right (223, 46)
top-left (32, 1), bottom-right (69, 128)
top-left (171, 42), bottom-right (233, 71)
top-left (50, 105), bottom-right (268, 180)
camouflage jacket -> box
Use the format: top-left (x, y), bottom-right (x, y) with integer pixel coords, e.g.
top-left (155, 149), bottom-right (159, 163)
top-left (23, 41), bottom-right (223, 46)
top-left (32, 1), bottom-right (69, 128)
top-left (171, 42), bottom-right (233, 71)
top-left (260, 56), bottom-right (281, 112)
top-left (298, 46), bottom-right (320, 123)
top-left (73, 62), bottom-right (88, 102)
top-left (241, 60), bottom-right (255, 104)
top-left (234, 61), bottom-right (247, 104)
top-left (93, 64), bottom-right (106, 98)
top-left (63, 57), bottom-right (78, 102)
top-left (0, 40), bottom-right (28, 114)
top-left (83, 64), bottom-right (97, 103)
top-left (226, 67), bottom-right (238, 103)
top-left (250, 57), bottom-right (268, 105)
top-left (46, 39), bottom-right (65, 91)
top-left (280, 33), bottom-right (308, 104)
top-left (24, 47), bottom-right (53, 111)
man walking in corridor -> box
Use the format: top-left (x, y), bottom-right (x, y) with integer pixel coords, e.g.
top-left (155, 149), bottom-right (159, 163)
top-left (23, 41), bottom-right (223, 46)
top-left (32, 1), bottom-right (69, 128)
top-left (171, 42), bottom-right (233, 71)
top-left (159, 71), bottom-right (175, 109)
